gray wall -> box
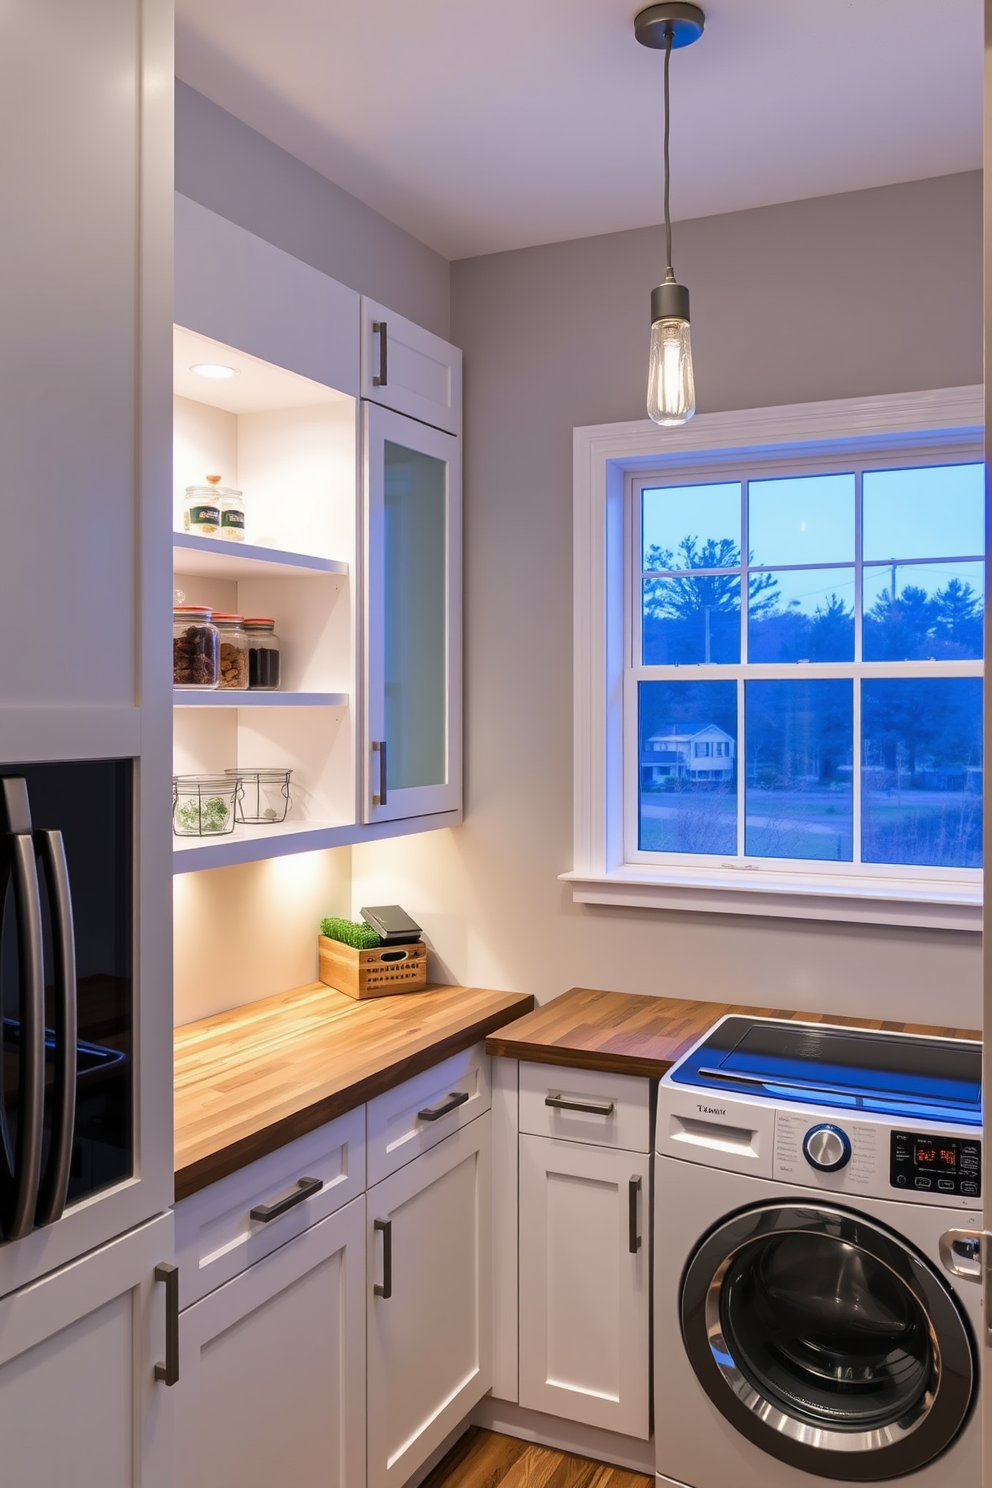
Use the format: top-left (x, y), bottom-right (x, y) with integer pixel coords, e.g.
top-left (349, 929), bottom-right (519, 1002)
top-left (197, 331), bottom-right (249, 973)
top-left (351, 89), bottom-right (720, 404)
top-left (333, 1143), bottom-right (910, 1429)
top-left (352, 171), bottom-right (984, 1028)
top-left (175, 81), bottom-right (450, 338)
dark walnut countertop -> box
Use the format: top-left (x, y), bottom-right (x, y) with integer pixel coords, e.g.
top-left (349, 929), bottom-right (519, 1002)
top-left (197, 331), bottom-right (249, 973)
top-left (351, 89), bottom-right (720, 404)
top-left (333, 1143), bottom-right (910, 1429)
top-left (175, 982), bottom-right (533, 1200)
top-left (485, 985), bottom-right (980, 1079)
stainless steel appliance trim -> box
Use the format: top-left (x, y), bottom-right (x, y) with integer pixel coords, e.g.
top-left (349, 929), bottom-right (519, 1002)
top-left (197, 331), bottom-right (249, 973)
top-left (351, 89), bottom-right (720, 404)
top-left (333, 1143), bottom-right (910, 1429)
top-left (681, 1200), bottom-right (976, 1481)
top-left (33, 829), bottom-right (77, 1227)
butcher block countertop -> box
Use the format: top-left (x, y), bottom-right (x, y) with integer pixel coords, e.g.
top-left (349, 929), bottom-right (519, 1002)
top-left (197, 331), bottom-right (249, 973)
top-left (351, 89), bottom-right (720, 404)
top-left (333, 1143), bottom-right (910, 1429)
top-left (174, 981), bottom-right (533, 1200)
top-left (485, 985), bottom-right (980, 1079)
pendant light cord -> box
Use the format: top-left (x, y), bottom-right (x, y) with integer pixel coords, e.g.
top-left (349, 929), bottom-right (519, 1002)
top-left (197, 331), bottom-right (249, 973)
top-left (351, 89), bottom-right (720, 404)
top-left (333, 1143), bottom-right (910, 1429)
top-left (663, 26), bottom-right (674, 276)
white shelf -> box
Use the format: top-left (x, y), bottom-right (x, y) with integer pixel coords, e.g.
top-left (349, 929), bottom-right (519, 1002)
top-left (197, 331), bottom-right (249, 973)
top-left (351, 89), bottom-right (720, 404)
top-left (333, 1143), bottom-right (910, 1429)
top-left (171, 808), bottom-right (464, 873)
top-left (173, 690), bottom-right (349, 708)
top-left (173, 532), bottom-right (348, 579)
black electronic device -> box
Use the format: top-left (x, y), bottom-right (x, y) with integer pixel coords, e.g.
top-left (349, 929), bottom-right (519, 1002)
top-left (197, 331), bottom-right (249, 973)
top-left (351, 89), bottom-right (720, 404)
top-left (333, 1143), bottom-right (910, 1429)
top-left (890, 1131), bottom-right (981, 1198)
top-left (360, 904), bottom-right (423, 946)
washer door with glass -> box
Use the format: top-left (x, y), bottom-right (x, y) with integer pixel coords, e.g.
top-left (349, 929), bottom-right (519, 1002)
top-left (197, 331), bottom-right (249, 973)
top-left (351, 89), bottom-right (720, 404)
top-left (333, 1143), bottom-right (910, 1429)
top-left (681, 1202), bottom-right (975, 1482)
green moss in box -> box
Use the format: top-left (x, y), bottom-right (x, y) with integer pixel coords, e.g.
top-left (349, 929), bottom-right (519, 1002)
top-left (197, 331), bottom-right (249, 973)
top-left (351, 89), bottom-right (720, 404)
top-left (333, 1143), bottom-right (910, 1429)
top-left (319, 916), bottom-right (381, 950)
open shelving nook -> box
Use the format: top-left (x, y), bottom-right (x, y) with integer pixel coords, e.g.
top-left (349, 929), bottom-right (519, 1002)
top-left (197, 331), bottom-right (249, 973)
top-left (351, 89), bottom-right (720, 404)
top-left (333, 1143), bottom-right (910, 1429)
top-left (173, 325), bottom-right (358, 869)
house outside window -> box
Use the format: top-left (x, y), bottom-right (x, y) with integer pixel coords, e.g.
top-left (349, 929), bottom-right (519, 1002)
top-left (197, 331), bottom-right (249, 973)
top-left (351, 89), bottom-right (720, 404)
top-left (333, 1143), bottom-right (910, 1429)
top-left (566, 387), bottom-right (984, 931)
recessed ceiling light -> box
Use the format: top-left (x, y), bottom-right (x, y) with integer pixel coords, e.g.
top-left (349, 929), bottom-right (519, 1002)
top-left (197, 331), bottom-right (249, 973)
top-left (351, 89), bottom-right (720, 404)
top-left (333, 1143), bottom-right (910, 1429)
top-left (190, 362), bottom-right (238, 380)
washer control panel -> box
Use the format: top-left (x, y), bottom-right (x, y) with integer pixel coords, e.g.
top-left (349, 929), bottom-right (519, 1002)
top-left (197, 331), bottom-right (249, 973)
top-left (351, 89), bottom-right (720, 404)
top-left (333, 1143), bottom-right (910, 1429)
top-left (890, 1132), bottom-right (981, 1198)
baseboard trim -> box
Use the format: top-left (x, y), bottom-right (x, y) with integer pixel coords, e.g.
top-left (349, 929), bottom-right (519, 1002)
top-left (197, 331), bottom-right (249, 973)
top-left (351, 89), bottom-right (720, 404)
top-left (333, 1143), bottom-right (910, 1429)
top-left (472, 1397), bottom-right (655, 1474)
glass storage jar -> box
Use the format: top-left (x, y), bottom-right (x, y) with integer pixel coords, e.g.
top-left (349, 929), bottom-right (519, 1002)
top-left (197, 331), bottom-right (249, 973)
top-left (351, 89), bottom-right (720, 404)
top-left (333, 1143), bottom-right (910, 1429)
top-left (214, 614), bottom-right (249, 690)
top-left (173, 606), bottom-right (219, 689)
top-left (172, 775), bottom-right (239, 836)
top-left (244, 618), bottom-right (281, 690)
top-left (225, 768), bottom-right (293, 824)
top-left (218, 485), bottom-right (245, 543)
top-left (183, 484), bottom-right (220, 537)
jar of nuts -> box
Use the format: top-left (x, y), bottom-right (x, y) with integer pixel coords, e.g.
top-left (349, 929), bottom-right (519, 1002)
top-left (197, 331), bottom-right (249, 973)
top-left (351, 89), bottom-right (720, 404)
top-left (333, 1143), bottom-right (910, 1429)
top-left (214, 614), bottom-right (250, 690)
top-left (173, 606), bottom-right (219, 689)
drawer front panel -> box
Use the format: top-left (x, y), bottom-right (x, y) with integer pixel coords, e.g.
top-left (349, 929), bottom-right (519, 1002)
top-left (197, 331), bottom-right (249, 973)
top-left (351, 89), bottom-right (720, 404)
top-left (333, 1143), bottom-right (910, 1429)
top-left (366, 1043), bottom-right (491, 1186)
top-left (519, 1062), bottom-right (652, 1153)
top-left (175, 1105), bottom-right (366, 1308)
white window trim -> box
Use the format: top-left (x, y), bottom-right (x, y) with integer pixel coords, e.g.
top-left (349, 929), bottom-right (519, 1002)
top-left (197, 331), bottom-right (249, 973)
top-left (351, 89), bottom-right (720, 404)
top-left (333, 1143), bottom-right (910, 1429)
top-left (564, 385), bottom-right (984, 932)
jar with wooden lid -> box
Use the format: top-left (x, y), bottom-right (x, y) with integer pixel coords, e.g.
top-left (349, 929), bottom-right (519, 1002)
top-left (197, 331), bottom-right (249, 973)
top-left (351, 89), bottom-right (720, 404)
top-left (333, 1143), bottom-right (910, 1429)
top-left (213, 613), bottom-right (249, 690)
top-left (244, 618), bottom-right (281, 690)
top-left (173, 606), bottom-right (219, 689)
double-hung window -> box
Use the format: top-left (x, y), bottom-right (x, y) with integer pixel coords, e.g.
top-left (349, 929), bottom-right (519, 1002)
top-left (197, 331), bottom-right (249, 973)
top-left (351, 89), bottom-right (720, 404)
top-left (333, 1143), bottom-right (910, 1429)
top-left (567, 388), bottom-right (984, 929)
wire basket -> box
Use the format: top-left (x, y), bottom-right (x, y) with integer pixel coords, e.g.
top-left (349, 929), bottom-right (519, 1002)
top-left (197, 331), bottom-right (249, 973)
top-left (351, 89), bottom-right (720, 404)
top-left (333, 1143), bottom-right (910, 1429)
top-left (172, 775), bottom-right (239, 836)
top-left (225, 768), bottom-right (293, 824)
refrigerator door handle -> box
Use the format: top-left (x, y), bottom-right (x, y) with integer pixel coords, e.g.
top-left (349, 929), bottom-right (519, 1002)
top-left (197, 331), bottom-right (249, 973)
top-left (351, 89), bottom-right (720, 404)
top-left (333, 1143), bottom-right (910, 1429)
top-left (34, 829), bottom-right (77, 1226)
top-left (0, 779), bottom-right (46, 1241)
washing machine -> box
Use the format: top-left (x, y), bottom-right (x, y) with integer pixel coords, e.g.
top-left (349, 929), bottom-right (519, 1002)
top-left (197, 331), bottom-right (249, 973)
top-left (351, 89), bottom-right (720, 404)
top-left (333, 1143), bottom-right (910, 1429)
top-left (654, 1015), bottom-right (983, 1487)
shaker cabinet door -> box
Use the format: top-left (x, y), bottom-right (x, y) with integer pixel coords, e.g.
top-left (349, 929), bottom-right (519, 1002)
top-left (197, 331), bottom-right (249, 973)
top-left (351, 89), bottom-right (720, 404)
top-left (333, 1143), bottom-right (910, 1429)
top-left (0, 1212), bottom-right (174, 1488)
top-left (0, 0), bottom-right (171, 730)
top-left (363, 402), bottom-right (462, 823)
top-left (175, 1195), bottom-right (366, 1488)
top-left (367, 1114), bottom-right (492, 1488)
top-left (518, 1134), bottom-right (651, 1439)
top-left (360, 297), bottom-right (461, 435)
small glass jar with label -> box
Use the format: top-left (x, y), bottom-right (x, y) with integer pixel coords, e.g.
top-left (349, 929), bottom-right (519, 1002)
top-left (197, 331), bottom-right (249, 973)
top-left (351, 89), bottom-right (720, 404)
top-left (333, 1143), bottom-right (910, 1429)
top-left (213, 614), bottom-right (250, 690)
top-left (218, 485), bottom-right (246, 543)
top-left (173, 606), bottom-right (219, 689)
top-left (183, 483), bottom-right (220, 536)
top-left (244, 618), bottom-right (281, 690)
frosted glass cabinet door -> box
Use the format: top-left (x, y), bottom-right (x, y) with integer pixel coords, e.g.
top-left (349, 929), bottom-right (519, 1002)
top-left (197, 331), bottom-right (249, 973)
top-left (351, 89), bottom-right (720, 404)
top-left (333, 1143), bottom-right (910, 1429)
top-left (363, 403), bottom-right (462, 823)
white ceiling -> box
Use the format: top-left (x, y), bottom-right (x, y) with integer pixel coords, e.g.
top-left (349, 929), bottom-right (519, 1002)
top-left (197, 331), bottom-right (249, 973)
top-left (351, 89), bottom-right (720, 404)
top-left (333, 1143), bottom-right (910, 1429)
top-left (175, 0), bottom-right (983, 261)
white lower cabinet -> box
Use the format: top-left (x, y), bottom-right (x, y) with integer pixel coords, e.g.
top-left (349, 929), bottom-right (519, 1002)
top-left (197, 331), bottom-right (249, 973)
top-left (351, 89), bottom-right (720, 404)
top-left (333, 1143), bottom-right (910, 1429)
top-left (367, 1113), bottom-right (492, 1488)
top-left (518, 1133), bottom-right (651, 1439)
top-left (175, 1195), bottom-right (366, 1488)
top-left (0, 1212), bottom-right (174, 1488)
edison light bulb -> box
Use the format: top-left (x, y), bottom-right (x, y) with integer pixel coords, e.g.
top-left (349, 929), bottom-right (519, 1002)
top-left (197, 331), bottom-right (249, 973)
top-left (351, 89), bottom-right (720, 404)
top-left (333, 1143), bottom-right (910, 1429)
top-left (647, 316), bottom-right (694, 426)
top-left (646, 276), bottom-right (695, 426)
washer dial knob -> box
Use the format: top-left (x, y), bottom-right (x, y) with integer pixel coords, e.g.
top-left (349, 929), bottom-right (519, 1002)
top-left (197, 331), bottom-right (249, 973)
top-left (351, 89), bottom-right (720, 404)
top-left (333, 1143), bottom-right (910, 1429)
top-left (803, 1123), bottom-right (852, 1172)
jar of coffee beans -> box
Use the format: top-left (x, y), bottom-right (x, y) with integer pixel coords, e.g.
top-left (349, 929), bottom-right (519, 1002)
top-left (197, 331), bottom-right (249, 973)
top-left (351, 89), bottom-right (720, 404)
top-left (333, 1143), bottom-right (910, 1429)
top-left (213, 613), bottom-right (250, 690)
top-left (244, 618), bottom-right (281, 690)
top-left (173, 606), bottom-right (219, 689)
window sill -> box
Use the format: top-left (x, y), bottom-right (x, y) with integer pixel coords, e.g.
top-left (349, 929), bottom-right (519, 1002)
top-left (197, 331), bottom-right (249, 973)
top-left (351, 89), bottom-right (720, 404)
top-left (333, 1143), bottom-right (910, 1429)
top-left (560, 867), bottom-right (981, 931)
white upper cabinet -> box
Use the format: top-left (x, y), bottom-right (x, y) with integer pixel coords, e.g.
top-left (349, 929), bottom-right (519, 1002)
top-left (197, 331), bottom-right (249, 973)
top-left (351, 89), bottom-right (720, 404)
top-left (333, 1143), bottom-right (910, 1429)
top-left (363, 403), bottom-right (462, 823)
top-left (361, 297), bottom-right (462, 435)
top-left (175, 195), bottom-right (360, 396)
top-left (0, 0), bottom-right (171, 740)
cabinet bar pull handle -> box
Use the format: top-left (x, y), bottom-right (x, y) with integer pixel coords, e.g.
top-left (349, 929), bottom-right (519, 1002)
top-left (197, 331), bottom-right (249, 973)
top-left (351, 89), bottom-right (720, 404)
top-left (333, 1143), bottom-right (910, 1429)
top-left (372, 740), bottom-right (388, 807)
top-left (374, 1218), bottom-right (392, 1298)
top-left (250, 1175), bottom-right (323, 1223)
top-left (628, 1175), bottom-right (642, 1254)
top-left (154, 1263), bottom-right (180, 1386)
top-left (372, 320), bottom-right (388, 386)
top-left (545, 1095), bottom-right (615, 1117)
top-left (34, 829), bottom-right (77, 1227)
top-left (418, 1090), bottom-right (469, 1122)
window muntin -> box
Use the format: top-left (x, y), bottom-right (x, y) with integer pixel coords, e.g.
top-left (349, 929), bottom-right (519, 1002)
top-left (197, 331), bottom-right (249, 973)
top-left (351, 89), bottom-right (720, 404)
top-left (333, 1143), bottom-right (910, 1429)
top-left (631, 459), bottom-right (984, 877)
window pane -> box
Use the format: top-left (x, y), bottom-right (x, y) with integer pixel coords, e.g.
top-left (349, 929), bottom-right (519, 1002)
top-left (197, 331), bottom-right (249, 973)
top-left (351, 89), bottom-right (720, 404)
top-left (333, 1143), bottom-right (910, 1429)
top-left (862, 562), bottom-right (984, 661)
top-left (862, 679), bottom-right (982, 869)
top-left (863, 464), bottom-right (984, 561)
top-left (638, 681), bottom-right (737, 854)
top-left (748, 474), bottom-right (855, 567)
top-left (642, 482), bottom-right (740, 572)
top-left (744, 681), bottom-right (853, 861)
top-left (748, 568), bottom-right (855, 663)
top-left (642, 575), bottom-right (740, 664)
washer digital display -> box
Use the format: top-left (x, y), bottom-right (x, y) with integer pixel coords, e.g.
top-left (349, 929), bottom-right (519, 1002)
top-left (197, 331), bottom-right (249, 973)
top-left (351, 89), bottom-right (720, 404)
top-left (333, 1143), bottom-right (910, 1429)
top-left (890, 1131), bottom-right (980, 1197)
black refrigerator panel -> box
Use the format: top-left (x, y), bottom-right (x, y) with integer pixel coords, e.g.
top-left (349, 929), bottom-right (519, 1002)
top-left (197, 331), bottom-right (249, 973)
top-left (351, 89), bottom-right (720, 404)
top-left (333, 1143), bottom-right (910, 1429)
top-left (0, 760), bottom-right (132, 1243)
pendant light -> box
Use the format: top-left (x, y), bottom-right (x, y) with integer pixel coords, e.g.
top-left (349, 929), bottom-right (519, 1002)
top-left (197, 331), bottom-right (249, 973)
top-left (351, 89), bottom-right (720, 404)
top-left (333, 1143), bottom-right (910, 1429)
top-left (635, 3), bottom-right (705, 426)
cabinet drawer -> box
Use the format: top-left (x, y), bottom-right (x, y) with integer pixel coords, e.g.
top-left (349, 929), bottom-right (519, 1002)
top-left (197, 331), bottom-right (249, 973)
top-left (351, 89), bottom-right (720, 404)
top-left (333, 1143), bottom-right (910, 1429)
top-left (519, 1062), bottom-right (652, 1153)
top-left (366, 1043), bottom-right (490, 1186)
top-left (175, 1105), bottom-right (365, 1309)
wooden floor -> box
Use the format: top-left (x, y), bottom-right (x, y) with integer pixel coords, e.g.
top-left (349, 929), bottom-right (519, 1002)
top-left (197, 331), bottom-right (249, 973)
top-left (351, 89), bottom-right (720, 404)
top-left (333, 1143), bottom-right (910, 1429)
top-left (419, 1428), bottom-right (653, 1488)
